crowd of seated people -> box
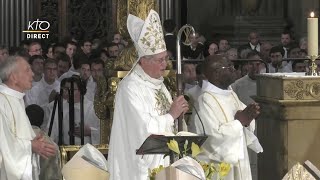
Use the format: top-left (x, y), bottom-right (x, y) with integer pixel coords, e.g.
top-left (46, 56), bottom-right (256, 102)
top-left (0, 19), bottom-right (314, 148)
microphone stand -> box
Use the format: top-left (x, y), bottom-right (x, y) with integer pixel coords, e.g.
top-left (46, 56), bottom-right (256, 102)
top-left (176, 24), bottom-right (195, 132)
top-left (48, 93), bottom-right (59, 137)
top-left (58, 88), bottom-right (64, 145)
top-left (69, 80), bottom-right (75, 145)
top-left (184, 95), bottom-right (206, 136)
top-left (80, 86), bottom-right (85, 145)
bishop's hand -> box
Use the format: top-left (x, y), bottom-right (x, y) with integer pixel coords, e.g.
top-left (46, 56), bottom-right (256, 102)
top-left (235, 102), bottom-right (260, 127)
top-left (169, 95), bottom-right (189, 119)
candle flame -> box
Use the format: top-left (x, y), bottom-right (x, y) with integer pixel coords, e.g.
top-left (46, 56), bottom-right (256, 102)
top-left (311, 12), bottom-right (315, 18)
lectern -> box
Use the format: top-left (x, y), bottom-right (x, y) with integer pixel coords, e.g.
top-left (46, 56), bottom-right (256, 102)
top-left (254, 73), bottom-right (320, 180)
top-left (136, 134), bottom-right (207, 163)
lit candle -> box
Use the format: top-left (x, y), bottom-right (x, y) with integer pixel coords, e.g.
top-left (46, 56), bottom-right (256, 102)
top-left (308, 12), bottom-right (318, 56)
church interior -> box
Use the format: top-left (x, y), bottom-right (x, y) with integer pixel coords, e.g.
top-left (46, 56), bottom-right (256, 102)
top-left (1, 0), bottom-right (320, 179)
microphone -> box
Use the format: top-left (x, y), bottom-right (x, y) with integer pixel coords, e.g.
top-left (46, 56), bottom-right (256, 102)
top-left (184, 94), bottom-right (206, 136)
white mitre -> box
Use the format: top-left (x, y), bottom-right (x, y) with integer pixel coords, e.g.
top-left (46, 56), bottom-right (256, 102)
top-left (127, 9), bottom-right (167, 59)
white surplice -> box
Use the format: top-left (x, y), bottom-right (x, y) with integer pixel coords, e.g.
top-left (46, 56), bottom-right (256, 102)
top-left (108, 64), bottom-right (174, 180)
top-left (194, 80), bottom-right (263, 180)
top-left (0, 84), bottom-right (39, 180)
top-left (25, 77), bottom-right (60, 107)
top-left (50, 98), bottom-right (100, 145)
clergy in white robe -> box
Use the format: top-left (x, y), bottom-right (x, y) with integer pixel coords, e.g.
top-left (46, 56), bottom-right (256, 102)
top-left (25, 59), bottom-right (60, 107)
top-left (194, 55), bottom-right (263, 180)
top-left (0, 56), bottom-right (56, 180)
top-left (108, 10), bottom-right (189, 180)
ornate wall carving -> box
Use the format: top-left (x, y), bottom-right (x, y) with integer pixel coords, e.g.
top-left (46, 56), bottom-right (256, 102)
top-left (68, 0), bottom-right (113, 40)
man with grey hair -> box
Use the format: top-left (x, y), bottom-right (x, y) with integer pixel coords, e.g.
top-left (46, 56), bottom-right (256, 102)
top-left (0, 56), bottom-right (56, 180)
top-left (108, 10), bottom-right (189, 180)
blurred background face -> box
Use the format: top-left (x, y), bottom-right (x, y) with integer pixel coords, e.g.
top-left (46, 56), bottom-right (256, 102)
top-left (189, 33), bottom-right (199, 46)
top-left (108, 45), bottom-right (119, 57)
top-left (46, 47), bottom-right (53, 59)
top-left (44, 63), bottom-right (58, 84)
top-left (81, 42), bottom-right (92, 54)
top-left (248, 32), bottom-right (259, 46)
top-left (66, 44), bottom-right (77, 58)
top-left (281, 34), bottom-right (291, 47)
top-left (208, 43), bottom-right (218, 55)
top-left (29, 44), bottom-right (42, 56)
top-left (293, 62), bottom-right (306, 72)
top-left (183, 63), bottom-right (197, 84)
top-left (247, 55), bottom-right (263, 79)
top-left (64, 82), bottom-right (80, 103)
top-left (31, 58), bottom-right (44, 75)
top-left (91, 63), bottom-right (104, 81)
top-left (80, 64), bottom-right (91, 81)
top-left (113, 34), bottom-right (122, 44)
top-left (226, 48), bottom-right (238, 60)
top-left (288, 47), bottom-right (300, 58)
top-left (270, 52), bottom-right (283, 66)
top-left (218, 39), bottom-right (229, 51)
top-left (57, 60), bottom-right (70, 77)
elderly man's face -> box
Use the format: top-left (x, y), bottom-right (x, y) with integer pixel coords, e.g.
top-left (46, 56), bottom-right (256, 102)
top-left (140, 51), bottom-right (168, 79)
top-left (12, 58), bottom-right (34, 92)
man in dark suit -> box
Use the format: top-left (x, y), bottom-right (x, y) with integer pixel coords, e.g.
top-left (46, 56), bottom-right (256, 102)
top-left (239, 31), bottom-right (261, 53)
top-left (163, 19), bottom-right (177, 59)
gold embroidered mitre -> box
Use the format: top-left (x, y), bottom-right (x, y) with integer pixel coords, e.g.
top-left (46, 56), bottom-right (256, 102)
top-left (127, 9), bottom-right (166, 58)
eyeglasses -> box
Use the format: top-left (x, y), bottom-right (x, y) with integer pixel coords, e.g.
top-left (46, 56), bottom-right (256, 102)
top-left (220, 65), bottom-right (235, 71)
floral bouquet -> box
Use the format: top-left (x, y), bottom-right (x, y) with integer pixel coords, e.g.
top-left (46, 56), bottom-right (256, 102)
top-left (149, 139), bottom-right (231, 180)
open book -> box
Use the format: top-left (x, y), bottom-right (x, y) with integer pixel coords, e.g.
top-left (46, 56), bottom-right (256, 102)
top-left (158, 131), bottom-right (199, 137)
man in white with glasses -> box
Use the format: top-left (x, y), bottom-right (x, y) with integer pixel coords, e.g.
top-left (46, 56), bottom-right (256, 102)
top-left (108, 10), bottom-right (189, 180)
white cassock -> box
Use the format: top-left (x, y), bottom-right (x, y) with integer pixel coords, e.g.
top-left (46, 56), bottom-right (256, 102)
top-left (231, 75), bottom-right (256, 106)
top-left (25, 77), bottom-right (60, 107)
top-left (85, 76), bottom-right (96, 102)
top-left (50, 97), bottom-right (100, 145)
top-left (0, 84), bottom-right (39, 180)
top-left (194, 80), bottom-right (263, 180)
top-left (108, 64), bottom-right (174, 180)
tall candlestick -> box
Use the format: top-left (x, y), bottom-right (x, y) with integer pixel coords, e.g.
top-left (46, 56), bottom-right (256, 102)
top-left (308, 12), bottom-right (318, 56)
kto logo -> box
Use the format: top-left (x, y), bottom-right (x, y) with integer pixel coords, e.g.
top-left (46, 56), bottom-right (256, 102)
top-left (23, 19), bottom-right (50, 39)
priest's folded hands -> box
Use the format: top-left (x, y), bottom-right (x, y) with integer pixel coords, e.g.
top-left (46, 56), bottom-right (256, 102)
top-left (31, 133), bottom-right (57, 159)
top-left (234, 102), bottom-right (260, 127)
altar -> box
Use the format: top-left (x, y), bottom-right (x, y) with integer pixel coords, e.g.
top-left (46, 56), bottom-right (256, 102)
top-left (254, 73), bottom-right (320, 180)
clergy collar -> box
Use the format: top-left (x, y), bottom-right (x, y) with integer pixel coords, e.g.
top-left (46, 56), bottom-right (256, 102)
top-left (133, 64), bottom-right (164, 88)
top-left (165, 33), bottom-right (174, 36)
top-left (0, 84), bottom-right (25, 99)
top-left (202, 80), bottom-right (233, 96)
